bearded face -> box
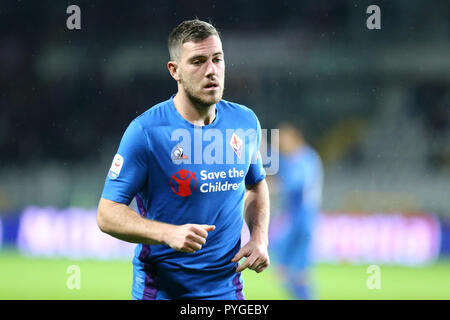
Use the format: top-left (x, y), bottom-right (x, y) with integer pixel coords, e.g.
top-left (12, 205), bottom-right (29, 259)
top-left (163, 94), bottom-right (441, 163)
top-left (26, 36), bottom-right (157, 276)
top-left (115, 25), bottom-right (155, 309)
top-left (175, 36), bottom-right (225, 108)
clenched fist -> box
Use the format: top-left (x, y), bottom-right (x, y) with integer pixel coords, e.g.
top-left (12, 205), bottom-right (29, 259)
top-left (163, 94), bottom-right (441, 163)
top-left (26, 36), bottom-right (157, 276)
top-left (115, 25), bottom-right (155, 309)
top-left (164, 224), bottom-right (215, 253)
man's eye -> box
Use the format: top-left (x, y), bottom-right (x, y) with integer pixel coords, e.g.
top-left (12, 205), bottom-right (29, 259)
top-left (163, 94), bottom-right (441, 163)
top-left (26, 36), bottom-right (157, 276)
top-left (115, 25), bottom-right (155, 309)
top-left (214, 58), bottom-right (222, 63)
top-left (192, 60), bottom-right (201, 65)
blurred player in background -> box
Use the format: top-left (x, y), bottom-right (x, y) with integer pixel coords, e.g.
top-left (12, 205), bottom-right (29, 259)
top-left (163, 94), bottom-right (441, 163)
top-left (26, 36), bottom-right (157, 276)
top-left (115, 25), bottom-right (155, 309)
top-left (97, 19), bottom-right (270, 300)
top-left (270, 122), bottom-right (323, 300)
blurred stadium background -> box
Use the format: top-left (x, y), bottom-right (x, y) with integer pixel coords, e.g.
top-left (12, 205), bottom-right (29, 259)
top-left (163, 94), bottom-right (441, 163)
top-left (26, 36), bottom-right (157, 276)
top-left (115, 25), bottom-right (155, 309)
top-left (1, 0), bottom-right (449, 299)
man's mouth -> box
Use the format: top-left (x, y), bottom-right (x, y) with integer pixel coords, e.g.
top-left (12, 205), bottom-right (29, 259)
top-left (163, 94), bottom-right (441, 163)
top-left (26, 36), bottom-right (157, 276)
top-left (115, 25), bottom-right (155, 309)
top-left (204, 82), bottom-right (219, 90)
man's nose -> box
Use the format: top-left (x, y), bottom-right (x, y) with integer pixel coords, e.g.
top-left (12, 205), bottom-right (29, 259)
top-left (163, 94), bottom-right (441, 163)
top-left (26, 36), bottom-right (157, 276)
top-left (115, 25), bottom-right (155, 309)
top-left (205, 60), bottom-right (217, 77)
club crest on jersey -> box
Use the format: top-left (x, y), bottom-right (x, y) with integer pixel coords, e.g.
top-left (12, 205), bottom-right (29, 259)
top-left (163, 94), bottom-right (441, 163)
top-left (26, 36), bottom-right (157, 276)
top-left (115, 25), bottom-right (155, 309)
top-left (229, 132), bottom-right (243, 159)
top-left (108, 154), bottom-right (124, 179)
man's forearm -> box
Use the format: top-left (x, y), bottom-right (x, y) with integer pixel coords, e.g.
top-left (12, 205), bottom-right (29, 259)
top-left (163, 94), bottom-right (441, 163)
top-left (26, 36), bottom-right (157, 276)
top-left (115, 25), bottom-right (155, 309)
top-left (244, 179), bottom-right (270, 245)
top-left (97, 197), bottom-right (169, 245)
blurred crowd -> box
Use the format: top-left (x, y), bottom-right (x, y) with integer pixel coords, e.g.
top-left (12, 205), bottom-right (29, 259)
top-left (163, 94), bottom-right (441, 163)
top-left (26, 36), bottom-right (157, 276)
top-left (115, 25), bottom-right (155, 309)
top-left (0, 0), bottom-right (449, 213)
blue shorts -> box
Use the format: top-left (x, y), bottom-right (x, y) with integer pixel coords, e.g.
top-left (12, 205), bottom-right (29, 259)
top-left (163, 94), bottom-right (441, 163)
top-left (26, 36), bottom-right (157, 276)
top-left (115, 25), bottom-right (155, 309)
top-left (131, 257), bottom-right (245, 300)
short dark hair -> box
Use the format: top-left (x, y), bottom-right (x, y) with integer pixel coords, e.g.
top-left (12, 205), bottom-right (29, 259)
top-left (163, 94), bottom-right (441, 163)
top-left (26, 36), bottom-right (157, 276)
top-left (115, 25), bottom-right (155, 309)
top-left (168, 19), bottom-right (220, 61)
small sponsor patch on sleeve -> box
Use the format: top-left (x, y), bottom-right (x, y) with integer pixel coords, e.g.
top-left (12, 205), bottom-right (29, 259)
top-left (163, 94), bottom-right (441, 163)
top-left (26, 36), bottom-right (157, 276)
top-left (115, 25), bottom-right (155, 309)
top-left (108, 154), bottom-right (124, 179)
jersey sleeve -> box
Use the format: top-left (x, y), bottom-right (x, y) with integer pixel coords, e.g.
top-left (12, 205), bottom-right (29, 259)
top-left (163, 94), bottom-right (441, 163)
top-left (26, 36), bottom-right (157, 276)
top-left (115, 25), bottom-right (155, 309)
top-left (245, 113), bottom-right (266, 185)
top-left (101, 119), bottom-right (150, 205)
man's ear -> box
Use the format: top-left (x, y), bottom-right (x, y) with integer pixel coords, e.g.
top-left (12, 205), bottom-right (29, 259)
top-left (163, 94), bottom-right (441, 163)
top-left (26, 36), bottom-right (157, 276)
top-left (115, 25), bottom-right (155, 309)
top-left (168, 61), bottom-right (180, 81)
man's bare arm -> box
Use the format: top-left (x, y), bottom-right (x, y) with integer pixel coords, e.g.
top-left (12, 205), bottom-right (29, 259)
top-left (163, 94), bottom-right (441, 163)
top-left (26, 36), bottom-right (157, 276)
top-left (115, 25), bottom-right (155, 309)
top-left (244, 178), bottom-right (270, 245)
top-left (97, 197), bottom-right (215, 253)
top-left (231, 179), bottom-right (270, 273)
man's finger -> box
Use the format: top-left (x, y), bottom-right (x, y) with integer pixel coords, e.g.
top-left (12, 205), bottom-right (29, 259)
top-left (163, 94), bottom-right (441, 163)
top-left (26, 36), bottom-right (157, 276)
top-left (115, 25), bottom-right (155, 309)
top-left (231, 247), bottom-right (250, 263)
top-left (185, 240), bottom-right (202, 252)
top-left (248, 257), bottom-right (262, 271)
top-left (178, 245), bottom-right (196, 253)
top-left (201, 225), bottom-right (216, 232)
top-left (254, 260), bottom-right (269, 273)
top-left (191, 225), bottom-right (208, 238)
top-left (192, 225), bottom-right (215, 238)
top-left (235, 258), bottom-right (251, 273)
top-left (186, 232), bottom-right (206, 245)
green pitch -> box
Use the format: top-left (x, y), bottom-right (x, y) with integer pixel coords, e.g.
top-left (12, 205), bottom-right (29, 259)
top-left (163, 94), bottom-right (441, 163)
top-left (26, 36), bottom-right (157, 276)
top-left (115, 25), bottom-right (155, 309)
top-left (1, 250), bottom-right (450, 300)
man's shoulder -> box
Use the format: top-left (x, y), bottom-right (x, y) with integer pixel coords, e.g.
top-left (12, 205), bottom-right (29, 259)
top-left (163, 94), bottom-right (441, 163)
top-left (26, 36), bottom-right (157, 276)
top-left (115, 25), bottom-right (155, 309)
top-left (219, 99), bottom-right (259, 122)
top-left (133, 98), bottom-right (172, 128)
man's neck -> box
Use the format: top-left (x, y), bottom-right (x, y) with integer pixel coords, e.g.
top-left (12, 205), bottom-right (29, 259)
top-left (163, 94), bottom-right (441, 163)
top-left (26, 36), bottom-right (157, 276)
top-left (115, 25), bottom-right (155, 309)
top-left (173, 91), bottom-right (217, 126)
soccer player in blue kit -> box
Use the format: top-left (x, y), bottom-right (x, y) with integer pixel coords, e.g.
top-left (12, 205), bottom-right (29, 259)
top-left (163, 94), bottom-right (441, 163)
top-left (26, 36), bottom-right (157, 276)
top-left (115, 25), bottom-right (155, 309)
top-left (97, 19), bottom-right (270, 300)
top-left (271, 122), bottom-right (323, 300)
